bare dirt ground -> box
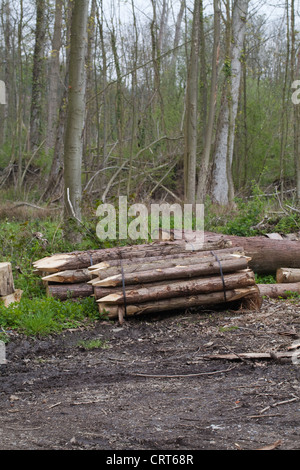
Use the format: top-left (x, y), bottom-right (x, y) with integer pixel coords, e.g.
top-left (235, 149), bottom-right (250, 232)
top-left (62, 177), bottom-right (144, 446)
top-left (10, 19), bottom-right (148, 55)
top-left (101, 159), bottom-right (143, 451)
top-left (0, 298), bottom-right (299, 451)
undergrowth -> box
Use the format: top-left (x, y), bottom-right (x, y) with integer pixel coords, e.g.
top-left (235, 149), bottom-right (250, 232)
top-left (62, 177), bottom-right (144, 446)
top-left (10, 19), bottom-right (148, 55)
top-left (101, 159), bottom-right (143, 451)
top-left (0, 297), bottom-right (106, 337)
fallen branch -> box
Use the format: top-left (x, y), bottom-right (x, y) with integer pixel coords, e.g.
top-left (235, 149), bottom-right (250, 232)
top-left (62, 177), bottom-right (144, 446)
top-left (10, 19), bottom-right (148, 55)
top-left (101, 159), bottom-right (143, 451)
top-left (132, 365), bottom-right (236, 378)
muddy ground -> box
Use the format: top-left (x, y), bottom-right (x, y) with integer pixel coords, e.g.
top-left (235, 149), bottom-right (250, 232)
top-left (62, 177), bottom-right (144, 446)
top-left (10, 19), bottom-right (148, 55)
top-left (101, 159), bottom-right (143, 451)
top-left (0, 298), bottom-right (299, 451)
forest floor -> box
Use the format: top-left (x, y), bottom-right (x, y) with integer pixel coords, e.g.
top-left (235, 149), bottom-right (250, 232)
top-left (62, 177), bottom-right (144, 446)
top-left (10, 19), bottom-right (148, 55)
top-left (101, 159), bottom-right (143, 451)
top-left (0, 297), bottom-right (299, 451)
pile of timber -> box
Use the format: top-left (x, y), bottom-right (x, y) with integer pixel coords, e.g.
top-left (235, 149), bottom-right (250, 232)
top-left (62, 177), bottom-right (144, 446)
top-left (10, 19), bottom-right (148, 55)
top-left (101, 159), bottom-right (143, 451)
top-left (0, 262), bottom-right (22, 307)
top-left (33, 236), bottom-right (263, 322)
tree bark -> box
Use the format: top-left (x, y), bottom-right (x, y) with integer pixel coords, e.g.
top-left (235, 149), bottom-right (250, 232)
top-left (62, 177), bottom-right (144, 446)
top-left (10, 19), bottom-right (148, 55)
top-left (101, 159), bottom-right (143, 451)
top-left (46, 0), bottom-right (63, 152)
top-left (276, 268), bottom-right (300, 283)
top-left (174, 230), bottom-right (300, 274)
top-left (184, 0), bottom-right (200, 204)
top-left (46, 283), bottom-right (93, 301)
top-left (29, 0), bottom-right (47, 154)
top-left (211, 0), bottom-right (249, 205)
top-left (258, 283), bottom-right (300, 299)
top-left (196, 0), bottom-right (221, 202)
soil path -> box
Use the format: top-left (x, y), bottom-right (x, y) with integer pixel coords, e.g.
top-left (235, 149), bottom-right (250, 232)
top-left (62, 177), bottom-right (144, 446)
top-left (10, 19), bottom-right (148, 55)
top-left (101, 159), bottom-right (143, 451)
top-left (0, 299), bottom-right (299, 450)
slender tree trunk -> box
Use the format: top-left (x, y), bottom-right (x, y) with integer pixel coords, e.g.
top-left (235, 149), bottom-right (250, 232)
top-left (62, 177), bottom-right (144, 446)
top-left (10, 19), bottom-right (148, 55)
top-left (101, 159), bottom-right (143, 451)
top-left (196, 0), bottom-right (221, 202)
top-left (279, 0), bottom-right (290, 200)
top-left (46, 0), bottom-right (63, 153)
top-left (63, 0), bottom-right (89, 242)
top-left (41, 0), bottom-right (72, 202)
top-left (29, 0), bottom-right (46, 154)
top-left (211, 0), bottom-right (248, 206)
top-left (184, 0), bottom-right (200, 204)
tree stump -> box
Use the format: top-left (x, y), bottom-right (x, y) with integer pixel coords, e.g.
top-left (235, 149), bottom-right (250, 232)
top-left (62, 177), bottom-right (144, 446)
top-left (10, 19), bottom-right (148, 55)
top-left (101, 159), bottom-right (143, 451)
top-left (0, 262), bottom-right (15, 296)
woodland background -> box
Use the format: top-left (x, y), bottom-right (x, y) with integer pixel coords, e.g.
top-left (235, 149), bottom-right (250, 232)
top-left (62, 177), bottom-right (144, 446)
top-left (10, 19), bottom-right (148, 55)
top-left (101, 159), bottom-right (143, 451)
top-left (1, 0), bottom-right (300, 208)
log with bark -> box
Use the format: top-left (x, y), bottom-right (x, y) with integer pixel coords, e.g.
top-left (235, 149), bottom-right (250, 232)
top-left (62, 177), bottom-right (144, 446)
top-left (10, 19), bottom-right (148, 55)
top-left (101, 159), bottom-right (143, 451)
top-left (97, 270), bottom-right (256, 304)
top-left (42, 269), bottom-right (93, 284)
top-left (165, 230), bottom-right (300, 274)
top-left (92, 258), bottom-right (250, 287)
top-left (258, 282), bottom-right (300, 299)
top-left (46, 283), bottom-right (94, 301)
top-left (98, 286), bottom-right (262, 319)
top-left (276, 268), bottom-right (300, 284)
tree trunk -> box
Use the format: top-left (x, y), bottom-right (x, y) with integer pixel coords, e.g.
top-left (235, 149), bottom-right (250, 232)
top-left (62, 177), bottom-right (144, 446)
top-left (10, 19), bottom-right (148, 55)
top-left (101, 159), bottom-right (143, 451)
top-left (184, 0), bottom-right (200, 204)
top-left (211, 0), bottom-right (249, 205)
top-left (29, 0), bottom-right (46, 154)
top-left (196, 0), bottom-right (221, 202)
top-left (46, 0), bottom-right (63, 152)
top-left (63, 0), bottom-right (89, 242)
top-left (166, 229), bottom-right (300, 274)
top-left (276, 268), bottom-right (300, 283)
top-left (258, 283), bottom-right (300, 299)
top-left (46, 283), bottom-right (93, 301)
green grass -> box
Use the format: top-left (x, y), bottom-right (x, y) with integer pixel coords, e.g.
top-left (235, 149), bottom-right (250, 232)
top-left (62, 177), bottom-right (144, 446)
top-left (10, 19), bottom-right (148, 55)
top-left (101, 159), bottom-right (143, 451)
top-left (77, 338), bottom-right (109, 350)
top-left (0, 296), bottom-right (106, 337)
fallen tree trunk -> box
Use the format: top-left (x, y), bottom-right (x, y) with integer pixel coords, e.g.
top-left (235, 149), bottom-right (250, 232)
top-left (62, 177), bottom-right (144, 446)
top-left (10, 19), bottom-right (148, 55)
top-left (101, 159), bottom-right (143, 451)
top-left (204, 351), bottom-right (295, 361)
top-left (90, 252), bottom-right (248, 281)
top-left (0, 262), bottom-right (15, 296)
top-left (227, 235), bottom-right (300, 274)
top-left (97, 270), bottom-right (256, 304)
top-left (258, 282), bottom-right (300, 299)
top-left (276, 268), bottom-right (300, 283)
top-left (99, 286), bottom-right (261, 319)
top-left (33, 237), bottom-right (231, 273)
top-left (93, 258), bottom-right (250, 287)
top-left (46, 283), bottom-right (94, 300)
top-left (184, 231), bottom-right (300, 274)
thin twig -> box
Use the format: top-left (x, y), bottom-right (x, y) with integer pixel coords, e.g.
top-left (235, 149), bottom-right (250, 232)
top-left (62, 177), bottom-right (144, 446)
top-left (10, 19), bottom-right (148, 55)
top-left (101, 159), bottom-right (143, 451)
top-left (132, 365), bottom-right (236, 378)
top-left (259, 396), bottom-right (299, 414)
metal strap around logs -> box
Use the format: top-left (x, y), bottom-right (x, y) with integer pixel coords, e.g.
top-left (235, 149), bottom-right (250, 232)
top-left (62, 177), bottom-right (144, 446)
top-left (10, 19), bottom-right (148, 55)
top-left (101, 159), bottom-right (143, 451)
top-left (118, 251), bottom-right (128, 318)
top-left (210, 250), bottom-right (227, 302)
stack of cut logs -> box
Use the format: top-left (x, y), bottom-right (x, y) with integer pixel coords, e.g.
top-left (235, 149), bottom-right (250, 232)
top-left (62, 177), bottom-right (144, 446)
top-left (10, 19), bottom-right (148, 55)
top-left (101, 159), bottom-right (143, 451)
top-left (33, 236), bottom-right (262, 322)
top-left (0, 262), bottom-right (22, 307)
